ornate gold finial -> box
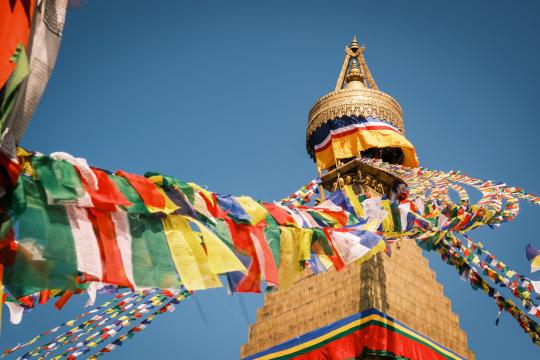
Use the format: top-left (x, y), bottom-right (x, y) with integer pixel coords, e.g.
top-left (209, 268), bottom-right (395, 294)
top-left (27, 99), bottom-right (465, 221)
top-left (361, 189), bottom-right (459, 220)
top-left (345, 60), bottom-right (365, 86)
top-left (350, 35), bottom-right (360, 51)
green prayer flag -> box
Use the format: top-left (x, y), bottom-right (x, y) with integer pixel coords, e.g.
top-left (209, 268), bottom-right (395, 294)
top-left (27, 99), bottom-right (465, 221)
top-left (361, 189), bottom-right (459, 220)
top-left (205, 219), bottom-right (235, 251)
top-left (390, 202), bottom-right (402, 232)
top-left (263, 215), bottom-right (281, 266)
top-left (32, 156), bottom-right (85, 203)
top-left (311, 228), bottom-right (334, 256)
top-left (128, 213), bottom-right (182, 288)
top-left (308, 210), bottom-right (337, 227)
top-left (5, 176), bottom-right (78, 298)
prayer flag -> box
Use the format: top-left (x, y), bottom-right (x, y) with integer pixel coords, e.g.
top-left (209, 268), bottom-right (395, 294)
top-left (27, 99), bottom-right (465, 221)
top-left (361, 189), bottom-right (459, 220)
top-left (343, 185), bottom-right (364, 218)
top-left (324, 228), bottom-right (385, 265)
top-left (83, 168), bottom-right (131, 211)
top-left (225, 219), bottom-right (261, 292)
top-left (235, 196), bottom-right (268, 225)
top-left (162, 215), bottom-right (221, 291)
top-left (87, 209), bottom-right (132, 288)
top-left (189, 217), bottom-right (246, 275)
top-left (526, 244), bottom-right (540, 273)
top-left (4, 176), bottom-right (78, 298)
top-left (145, 172), bottom-right (194, 203)
top-left (116, 171), bottom-right (164, 209)
top-left (278, 227), bottom-right (304, 290)
top-left (328, 189), bottom-right (357, 218)
top-left (262, 203), bottom-right (296, 226)
top-left (263, 215), bottom-right (281, 267)
top-left (109, 175), bottom-right (148, 213)
top-left (32, 155), bottom-right (86, 204)
top-left (217, 195), bottom-right (250, 223)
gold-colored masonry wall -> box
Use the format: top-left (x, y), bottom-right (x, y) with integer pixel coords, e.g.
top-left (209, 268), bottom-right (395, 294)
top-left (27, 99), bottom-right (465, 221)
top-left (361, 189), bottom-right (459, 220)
top-left (240, 239), bottom-right (475, 359)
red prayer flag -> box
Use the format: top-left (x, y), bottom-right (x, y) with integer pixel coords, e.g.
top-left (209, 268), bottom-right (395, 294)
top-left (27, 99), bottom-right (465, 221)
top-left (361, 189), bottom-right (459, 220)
top-left (81, 168), bottom-right (132, 210)
top-left (322, 228), bottom-right (346, 271)
top-left (116, 170), bottom-right (165, 208)
top-left (87, 209), bottom-right (132, 288)
top-left (54, 290), bottom-right (74, 310)
top-left (262, 203), bottom-right (295, 225)
top-left (225, 219), bottom-right (261, 293)
top-left (38, 289), bottom-right (50, 305)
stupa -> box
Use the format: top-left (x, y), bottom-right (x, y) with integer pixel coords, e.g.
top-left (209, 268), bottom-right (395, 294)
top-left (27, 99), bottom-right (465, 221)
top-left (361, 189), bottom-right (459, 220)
top-left (240, 38), bottom-right (475, 360)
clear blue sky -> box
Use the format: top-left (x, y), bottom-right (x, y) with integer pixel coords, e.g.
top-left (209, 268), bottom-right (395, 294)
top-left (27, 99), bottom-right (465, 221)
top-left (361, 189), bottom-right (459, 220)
top-left (2, 0), bottom-right (540, 358)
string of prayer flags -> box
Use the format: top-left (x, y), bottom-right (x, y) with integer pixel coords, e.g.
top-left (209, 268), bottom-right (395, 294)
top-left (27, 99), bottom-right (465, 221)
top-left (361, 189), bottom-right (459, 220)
top-left (279, 179), bottom-right (320, 206)
top-left (449, 234), bottom-right (538, 311)
top-left (2, 148), bottom-right (540, 351)
top-left (0, 290), bottom-right (146, 358)
top-left (17, 291), bottom-right (153, 359)
top-left (438, 237), bottom-right (540, 345)
top-left (87, 291), bottom-right (190, 359)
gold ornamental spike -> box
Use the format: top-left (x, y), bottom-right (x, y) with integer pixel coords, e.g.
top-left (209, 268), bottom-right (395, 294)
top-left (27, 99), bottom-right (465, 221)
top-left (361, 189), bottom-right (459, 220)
top-left (334, 36), bottom-right (378, 91)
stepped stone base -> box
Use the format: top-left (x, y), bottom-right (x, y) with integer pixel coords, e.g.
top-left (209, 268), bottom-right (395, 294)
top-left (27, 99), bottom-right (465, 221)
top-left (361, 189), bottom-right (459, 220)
top-left (241, 240), bottom-right (474, 359)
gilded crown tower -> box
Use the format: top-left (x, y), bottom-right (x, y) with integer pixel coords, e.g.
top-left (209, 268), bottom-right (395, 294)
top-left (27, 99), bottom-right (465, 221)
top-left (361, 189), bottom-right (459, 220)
top-left (306, 37), bottom-right (418, 175)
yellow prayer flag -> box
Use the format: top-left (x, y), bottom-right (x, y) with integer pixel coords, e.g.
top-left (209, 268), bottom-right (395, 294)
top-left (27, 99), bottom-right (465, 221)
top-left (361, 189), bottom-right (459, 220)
top-left (343, 185), bottom-right (364, 218)
top-left (147, 187), bottom-right (179, 214)
top-left (297, 228), bottom-right (313, 262)
top-left (278, 227), bottom-right (304, 290)
top-left (146, 175), bottom-right (164, 186)
top-left (190, 218), bottom-right (246, 274)
top-left (318, 254), bottom-right (334, 270)
top-left (193, 193), bottom-right (215, 221)
top-left (381, 200), bottom-right (394, 233)
top-left (16, 147), bottom-right (36, 177)
top-left (235, 196), bottom-right (269, 225)
top-left (162, 215), bottom-right (222, 291)
top-left (189, 182), bottom-right (215, 206)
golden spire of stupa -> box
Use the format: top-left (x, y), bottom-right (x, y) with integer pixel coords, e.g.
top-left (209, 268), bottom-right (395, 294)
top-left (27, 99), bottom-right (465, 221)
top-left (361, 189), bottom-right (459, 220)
top-left (307, 36), bottom-right (404, 141)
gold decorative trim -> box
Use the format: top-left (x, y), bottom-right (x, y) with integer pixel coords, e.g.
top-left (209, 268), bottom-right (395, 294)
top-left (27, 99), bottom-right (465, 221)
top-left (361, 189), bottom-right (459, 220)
top-left (306, 87), bottom-right (404, 139)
